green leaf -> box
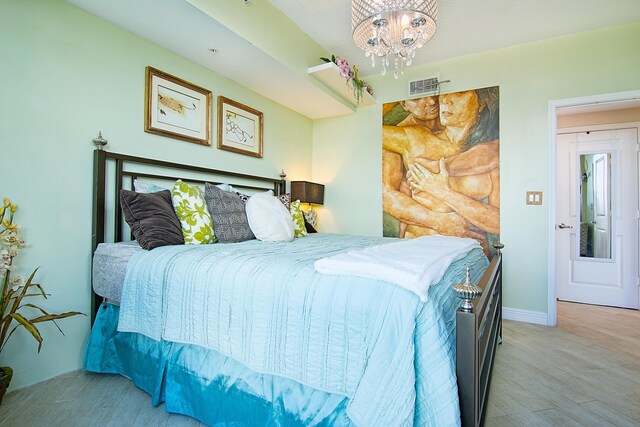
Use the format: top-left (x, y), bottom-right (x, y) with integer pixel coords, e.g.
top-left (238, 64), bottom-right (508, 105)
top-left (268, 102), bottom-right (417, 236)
top-left (20, 303), bottom-right (63, 334)
top-left (12, 293), bottom-right (47, 298)
top-left (2, 287), bottom-right (16, 314)
top-left (9, 312), bottom-right (42, 352)
top-left (33, 284), bottom-right (48, 299)
top-left (30, 311), bottom-right (85, 325)
top-left (10, 269), bottom-right (38, 318)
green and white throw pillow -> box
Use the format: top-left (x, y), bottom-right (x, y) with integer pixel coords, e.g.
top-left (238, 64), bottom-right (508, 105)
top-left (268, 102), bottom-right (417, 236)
top-left (171, 180), bottom-right (215, 244)
top-left (289, 200), bottom-right (308, 238)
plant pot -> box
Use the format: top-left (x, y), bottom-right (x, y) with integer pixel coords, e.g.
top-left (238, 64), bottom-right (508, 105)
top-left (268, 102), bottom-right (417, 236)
top-left (0, 366), bottom-right (13, 406)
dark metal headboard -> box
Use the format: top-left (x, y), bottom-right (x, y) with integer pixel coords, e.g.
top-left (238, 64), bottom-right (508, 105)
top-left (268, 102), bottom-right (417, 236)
top-left (91, 149), bottom-right (286, 320)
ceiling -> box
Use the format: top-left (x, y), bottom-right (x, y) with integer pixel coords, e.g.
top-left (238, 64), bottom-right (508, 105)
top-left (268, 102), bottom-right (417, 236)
top-left (269, 0), bottom-right (640, 75)
top-left (68, 0), bottom-right (640, 119)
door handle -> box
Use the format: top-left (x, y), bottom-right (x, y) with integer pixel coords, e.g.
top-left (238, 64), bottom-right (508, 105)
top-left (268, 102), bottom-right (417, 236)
top-left (557, 223), bottom-right (573, 229)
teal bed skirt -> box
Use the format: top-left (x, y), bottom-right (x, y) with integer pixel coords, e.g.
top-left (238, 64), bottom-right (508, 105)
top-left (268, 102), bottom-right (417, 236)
top-left (84, 303), bottom-right (353, 426)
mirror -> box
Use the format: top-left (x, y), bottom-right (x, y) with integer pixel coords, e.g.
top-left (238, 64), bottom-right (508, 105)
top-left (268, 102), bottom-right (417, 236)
top-left (579, 153), bottom-right (611, 259)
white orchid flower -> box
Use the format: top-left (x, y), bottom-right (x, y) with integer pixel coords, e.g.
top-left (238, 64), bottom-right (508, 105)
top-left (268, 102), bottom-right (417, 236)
top-left (10, 277), bottom-right (23, 291)
top-left (0, 231), bottom-right (22, 246)
top-left (6, 246), bottom-right (19, 258)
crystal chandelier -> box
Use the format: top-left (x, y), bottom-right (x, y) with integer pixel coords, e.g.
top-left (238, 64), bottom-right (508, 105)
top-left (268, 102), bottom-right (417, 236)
top-left (352, 0), bottom-right (437, 78)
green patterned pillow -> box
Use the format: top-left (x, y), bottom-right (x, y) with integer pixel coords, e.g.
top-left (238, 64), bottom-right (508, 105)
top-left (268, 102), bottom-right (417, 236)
top-left (290, 200), bottom-right (308, 238)
top-left (171, 180), bottom-right (215, 244)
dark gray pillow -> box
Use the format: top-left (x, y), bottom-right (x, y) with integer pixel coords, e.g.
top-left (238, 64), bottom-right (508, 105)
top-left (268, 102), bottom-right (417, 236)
top-left (204, 183), bottom-right (255, 243)
top-left (304, 216), bottom-right (317, 234)
top-left (120, 189), bottom-right (184, 250)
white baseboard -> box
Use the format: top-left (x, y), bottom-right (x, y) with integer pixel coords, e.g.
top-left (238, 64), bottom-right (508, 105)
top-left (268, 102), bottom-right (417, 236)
top-left (502, 307), bottom-right (548, 325)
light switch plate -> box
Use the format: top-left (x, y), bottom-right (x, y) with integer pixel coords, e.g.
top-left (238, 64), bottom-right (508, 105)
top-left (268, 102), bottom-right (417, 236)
top-left (526, 191), bottom-right (542, 205)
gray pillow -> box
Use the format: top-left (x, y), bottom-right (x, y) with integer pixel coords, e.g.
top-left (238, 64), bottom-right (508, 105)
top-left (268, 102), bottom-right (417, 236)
top-left (235, 191), bottom-right (291, 210)
top-left (204, 183), bottom-right (255, 243)
top-left (120, 189), bottom-right (184, 250)
top-left (277, 193), bottom-right (291, 210)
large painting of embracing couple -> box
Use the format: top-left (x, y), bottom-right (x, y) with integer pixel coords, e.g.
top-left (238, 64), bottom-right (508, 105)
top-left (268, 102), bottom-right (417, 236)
top-left (382, 86), bottom-right (500, 256)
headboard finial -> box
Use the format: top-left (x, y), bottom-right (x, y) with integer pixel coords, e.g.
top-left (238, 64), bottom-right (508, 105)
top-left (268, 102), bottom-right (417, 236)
top-left (92, 131), bottom-right (108, 150)
top-left (279, 170), bottom-right (287, 180)
top-left (453, 267), bottom-right (483, 312)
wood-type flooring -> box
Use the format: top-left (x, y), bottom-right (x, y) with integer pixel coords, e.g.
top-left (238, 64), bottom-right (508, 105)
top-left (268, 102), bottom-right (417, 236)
top-left (0, 301), bottom-right (638, 426)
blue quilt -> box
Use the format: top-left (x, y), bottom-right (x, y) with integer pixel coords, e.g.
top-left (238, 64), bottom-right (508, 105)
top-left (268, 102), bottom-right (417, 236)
top-left (117, 234), bottom-right (488, 426)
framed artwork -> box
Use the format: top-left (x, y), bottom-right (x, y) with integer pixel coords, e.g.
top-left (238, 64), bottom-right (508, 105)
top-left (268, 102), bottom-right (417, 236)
top-left (382, 86), bottom-right (500, 256)
top-left (144, 66), bottom-right (212, 146)
top-left (217, 96), bottom-right (263, 158)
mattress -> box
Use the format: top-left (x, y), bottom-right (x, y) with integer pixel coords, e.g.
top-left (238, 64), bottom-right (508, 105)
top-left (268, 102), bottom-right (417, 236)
top-left (92, 241), bottom-right (142, 303)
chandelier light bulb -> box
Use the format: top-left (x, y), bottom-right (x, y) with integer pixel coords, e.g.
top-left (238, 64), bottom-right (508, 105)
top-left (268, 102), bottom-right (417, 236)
top-left (352, 0), bottom-right (437, 79)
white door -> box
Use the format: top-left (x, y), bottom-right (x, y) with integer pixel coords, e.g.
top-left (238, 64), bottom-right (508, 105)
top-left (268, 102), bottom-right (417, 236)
top-left (556, 128), bottom-right (639, 309)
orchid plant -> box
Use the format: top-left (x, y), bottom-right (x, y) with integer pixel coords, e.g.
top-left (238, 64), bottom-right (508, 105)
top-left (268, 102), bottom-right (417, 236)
top-left (0, 198), bottom-right (83, 356)
top-left (320, 55), bottom-right (373, 105)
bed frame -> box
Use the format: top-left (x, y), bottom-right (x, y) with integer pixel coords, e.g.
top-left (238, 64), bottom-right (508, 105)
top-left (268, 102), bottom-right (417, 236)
top-left (457, 247), bottom-right (502, 427)
top-left (91, 149), bottom-right (502, 427)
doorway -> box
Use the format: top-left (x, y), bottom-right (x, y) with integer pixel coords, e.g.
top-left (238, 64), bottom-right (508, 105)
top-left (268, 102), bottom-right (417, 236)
top-left (548, 90), bottom-right (640, 326)
top-left (556, 128), bottom-right (638, 308)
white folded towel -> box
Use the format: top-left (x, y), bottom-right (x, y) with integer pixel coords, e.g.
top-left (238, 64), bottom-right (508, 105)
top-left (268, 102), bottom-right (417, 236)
top-left (314, 235), bottom-right (481, 301)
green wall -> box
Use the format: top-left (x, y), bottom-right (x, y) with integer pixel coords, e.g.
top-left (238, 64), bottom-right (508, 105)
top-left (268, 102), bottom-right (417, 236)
top-left (0, 0), bottom-right (312, 389)
top-left (313, 22), bottom-right (640, 316)
top-left (3, 0), bottom-right (639, 391)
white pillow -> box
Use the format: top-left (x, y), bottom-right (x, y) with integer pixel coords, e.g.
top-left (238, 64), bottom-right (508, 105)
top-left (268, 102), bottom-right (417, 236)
top-left (246, 192), bottom-right (294, 242)
top-left (133, 179), bottom-right (167, 193)
top-left (215, 183), bottom-right (239, 193)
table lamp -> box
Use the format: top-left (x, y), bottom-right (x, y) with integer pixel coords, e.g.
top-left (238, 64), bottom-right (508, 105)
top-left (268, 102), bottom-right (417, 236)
top-left (290, 181), bottom-right (324, 230)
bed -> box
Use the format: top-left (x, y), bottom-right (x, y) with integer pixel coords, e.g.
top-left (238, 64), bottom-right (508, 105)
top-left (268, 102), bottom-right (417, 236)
top-left (85, 149), bottom-right (503, 427)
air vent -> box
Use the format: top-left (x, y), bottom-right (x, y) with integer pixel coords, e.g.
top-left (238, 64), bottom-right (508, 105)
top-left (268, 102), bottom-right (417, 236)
top-left (409, 76), bottom-right (440, 97)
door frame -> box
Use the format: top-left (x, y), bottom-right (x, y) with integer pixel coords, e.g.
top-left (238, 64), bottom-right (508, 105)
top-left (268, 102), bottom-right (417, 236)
top-left (548, 90), bottom-right (640, 326)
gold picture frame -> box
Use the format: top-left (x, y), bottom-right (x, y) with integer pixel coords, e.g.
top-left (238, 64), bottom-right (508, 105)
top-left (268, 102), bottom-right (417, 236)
top-left (217, 96), bottom-right (263, 158)
top-left (144, 66), bottom-right (212, 146)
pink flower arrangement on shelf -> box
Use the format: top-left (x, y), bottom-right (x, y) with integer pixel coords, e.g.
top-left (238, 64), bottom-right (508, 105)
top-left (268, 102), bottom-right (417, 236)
top-left (320, 55), bottom-right (373, 104)
top-left (335, 58), bottom-right (351, 80)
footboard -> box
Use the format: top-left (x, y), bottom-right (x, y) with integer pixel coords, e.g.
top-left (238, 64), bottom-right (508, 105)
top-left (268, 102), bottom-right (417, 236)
top-left (456, 247), bottom-right (503, 427)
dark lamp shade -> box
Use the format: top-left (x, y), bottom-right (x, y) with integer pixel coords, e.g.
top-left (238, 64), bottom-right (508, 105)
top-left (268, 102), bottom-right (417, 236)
top-left (290, 181), bottom-right (324, 205)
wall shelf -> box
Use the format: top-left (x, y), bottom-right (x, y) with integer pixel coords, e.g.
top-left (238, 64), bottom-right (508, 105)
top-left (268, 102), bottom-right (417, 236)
top-left (307, 62), bottom-right (376, 109)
